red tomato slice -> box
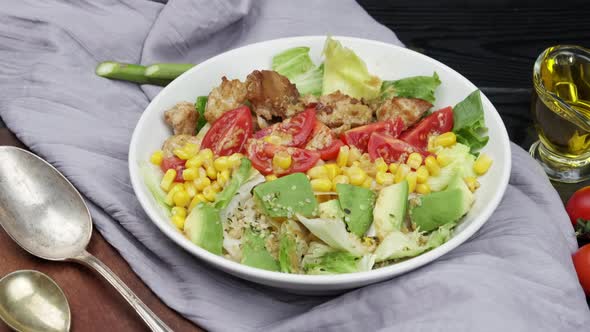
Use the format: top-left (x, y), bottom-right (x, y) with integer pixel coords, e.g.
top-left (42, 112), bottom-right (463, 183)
top-left (253, 108), bottom-right (316, 147)
top-left (399, 106), bottom-right (453, 150)
top-left (160, 156), bottom-right (186, 182)
top-left (368, 132), bottom-right (425, 164)
top-left (201, 106), bottom-right (253, 156)
top-left (305, 121), bottom-right (344, 160)
top-left (341, 118), bottom-right (405, 152)
top-left (247, 140), bottom-right (320, 175)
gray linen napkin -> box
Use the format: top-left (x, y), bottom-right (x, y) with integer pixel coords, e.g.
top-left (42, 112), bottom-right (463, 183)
top-left (1, 1), bottom-right (589, 331)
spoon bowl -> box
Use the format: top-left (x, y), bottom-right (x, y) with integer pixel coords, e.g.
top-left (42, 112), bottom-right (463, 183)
top-left (0, 147), bottom-right (91, 260)
top-left (0, 147), bottom-right (171, 332)
top-left (0, 270), bottom-right (70, 332)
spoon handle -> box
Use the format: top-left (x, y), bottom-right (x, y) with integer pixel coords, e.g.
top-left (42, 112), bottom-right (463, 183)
top-left (71, 251), bottom-right (173, 332)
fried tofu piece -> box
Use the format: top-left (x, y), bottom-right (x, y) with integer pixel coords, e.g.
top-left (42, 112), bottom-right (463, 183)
top-left (314, 91), bottom-right (373, 135)
top-left (375, 97), bottom-right (432, 127)
top-left (164, 102), bottom-right (198, 135)
top-left (204, 77), bottom-right (248, 123)
top-left (245, 70), bottom-right (302, 120)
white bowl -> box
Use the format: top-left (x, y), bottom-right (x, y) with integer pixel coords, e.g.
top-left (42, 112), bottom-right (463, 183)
top-left (129, 36), bottom-right (511, 293)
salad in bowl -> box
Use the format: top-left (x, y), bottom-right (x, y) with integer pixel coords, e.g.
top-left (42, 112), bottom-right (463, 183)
top-left (140, 37), bottom-right (495, 277)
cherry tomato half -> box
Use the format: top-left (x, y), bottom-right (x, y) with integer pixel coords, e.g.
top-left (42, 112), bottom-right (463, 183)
top-left (305, 121), bottom-right (344, 160)
top-left (573, 244), bottom-right (590, 295)
top-left (399, 106), bottom-right (453, 150)
top-left (367, 132), bottom-right (425, 164)
top-left (201, 106), bottom-right (253, 156)
top-left (160, 156), bottom-right (186, 182)
top-left (247, 140), bottom-right (320, 175)
top-left (341, 118), bottom-right (405, 153)
top-left (253, 107), bottom-right (316, 147)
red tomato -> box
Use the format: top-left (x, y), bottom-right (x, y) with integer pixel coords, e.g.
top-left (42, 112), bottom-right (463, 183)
top-left (160, 156), bottom-right (186, 182)
top-left (573, 244), bottom-right (590, 295)
top-left (201, 106), bottom-right (253, 156)
top-left (305, 121), bottom-right (344, 160)
top-left (253, 107), bottom-right (316, 147)
top-left (367, 132), bottom-right (425, 164)
top-left (341, 118), bottom-right (405, 152)
top-left (246, 140), bottom-right (320, 175)
top-left (399, 106), bottom-right (453, 150)
top-left (566, 186), bottom-right (590, 229)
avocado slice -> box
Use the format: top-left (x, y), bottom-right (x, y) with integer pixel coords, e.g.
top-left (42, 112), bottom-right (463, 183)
top-left (336, 184), bottom-right (376, 237)
top-left (318, 199), bottom-right (344, 220)
top-left (373, 180), bottom-right (409, 241)
top-left (253, 173), bottom-right (317, 218)
top-left (410, 173), bottom-right (474, 232)
top-left (241, 228), bottom-right (280, 271)
top-left (184, 203), bottom-right (223, 255)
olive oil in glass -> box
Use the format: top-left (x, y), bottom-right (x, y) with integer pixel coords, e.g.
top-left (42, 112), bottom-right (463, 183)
top-left (530, 45), bottom-right (590, 183)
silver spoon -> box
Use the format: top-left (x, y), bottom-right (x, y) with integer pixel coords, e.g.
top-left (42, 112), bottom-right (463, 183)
top-left (0, 147), bottom-right (172, 332)
top-left (0, 270), bottom-right (70, 332)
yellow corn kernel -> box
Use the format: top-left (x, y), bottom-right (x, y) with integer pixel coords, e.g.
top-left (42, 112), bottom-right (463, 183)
top-left (182, 168), bottom-right (199, 181)
top-left (171, 206), bottom-right (187, 218)
top-left (434, 132), bottom-right (457, 147)
top-left (416, 183), bottom-right (431, 195)
top-left (213, 156), bottom-right (229, 172)
top-left (211, 181), bottom-right (222, 193)
top-left (375, 158), bottom-right (388, 173)
top-left (197, 167), bottom-right (207, 179)
top-left (406, 153), bottom-right (423, 170)
top-left (165, 183), bottom-right (183, 205)
top-left (474, 153), bottom-right (493, 175)
top-left (173, 148), bottom-right (190, 160)
top-left (206, 165), bottom-right (217, 179)
top-left (347, 147), bottom-right (362, 166)
top-left (198, 148), bottom-right (214, 162)
top-left (202, 186), bottom-right (217, 201)
top-left (184, 182), bottom-right (197, 197)
top-left (395, 164), bottom-right (411, 183)
top-left (416, 166), bottom-right (429, 184)
top-left (376, 171), bottom-right (394, 186)
top-left (464, 176), bottom-right (480, 192)
top-left (266, 174), bottom-right (278, 182)
top-left (194, 176), bottom-right (211, 191)
top-left (264, 135), bottom-right (282, 145)
top-left (150, 150), bottom-right (163, 165)
top-left (183, 143), bottom-right (199, 158)
top-left (361, 177), bottom-right (373, 189)
top-left (173, 190), bottom-right (190, 207)
top-left (189, 194), bottom-right (206, 211)
top-left (345, 166), bottom-right (367, 186)
top-left (436, 154), bottom-right (452, 167)
top-left (171, 215), bottom-right (185, 230)
top-left (389, 163), bottom-right (399, 174)
top-left (228, 153), bottom-right (243, 168)
top-left (311, 178), bottom-right (332, 192)
top-left (273, 151), bottom-right (292, 170)
top-left (325, 164), bottom-right (341, 180)
top-left (307, 165), bottom-right (328, 179)
top-left (427, 136), bottom-right (438, 153)
top-left (424, 156), bottom-right (440, 176)
top-left (406, 172), bottom-right (418, 193)
top-left (332, 175), bottom-right (349, 191)
top-left (160, 169), bottom-right (177, 191)
top-left (185, 155), bottom-right (204, 169)
top-left (337, 146), bottom-right (350, 167)
top-left (218, 169), bottom-right (231, 186)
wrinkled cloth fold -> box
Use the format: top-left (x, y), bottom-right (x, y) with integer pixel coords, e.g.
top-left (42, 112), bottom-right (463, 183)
top-left (0, 0), bottom-right (589, 331)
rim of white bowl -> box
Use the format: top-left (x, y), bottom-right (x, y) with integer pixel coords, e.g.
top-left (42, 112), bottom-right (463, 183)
top-left (129, 35), bottom-right (512, 286)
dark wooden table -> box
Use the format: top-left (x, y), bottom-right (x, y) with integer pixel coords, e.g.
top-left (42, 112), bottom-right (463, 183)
top-left (1, 1), bottom-right (590, 331)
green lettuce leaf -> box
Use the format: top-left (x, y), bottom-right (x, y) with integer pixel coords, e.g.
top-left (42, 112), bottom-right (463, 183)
top-left (214, 158), bottom-right (253, 210)
top-left (452, 90), bottom-right (489, 154)
top-left (427, 143), bottom-right (476, 191)
top-left (194, 96), bottom-right (208, 132)
top-left (297, 214), bottom-right (368, 256)
top-left (380, 72), bottom-right (441, 103)
top-left (322, 36), bottom-right (381, 100)
top-left (278, 220), bottom-right (307, 273)
top-left (374, 223), bottom-right (455, 262)
top-left (272, 47), bottom-right (323, 96)
top-left (303, 242), bottom-right (375, 275)
top-left (140, 163), bottom-right (171, 216)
